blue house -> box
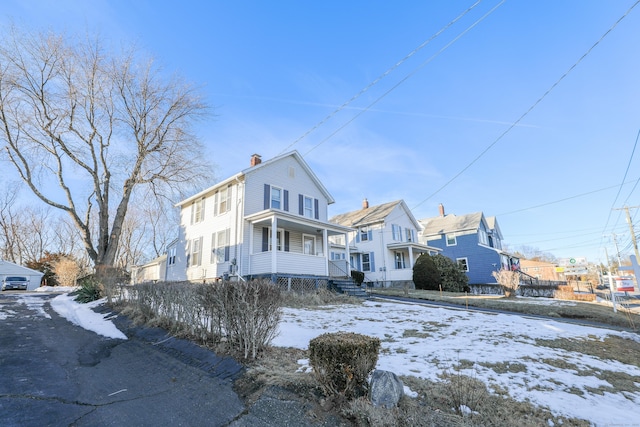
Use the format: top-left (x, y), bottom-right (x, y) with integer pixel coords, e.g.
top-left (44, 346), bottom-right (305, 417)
top-left (418, 204), bottom-right (519, 284)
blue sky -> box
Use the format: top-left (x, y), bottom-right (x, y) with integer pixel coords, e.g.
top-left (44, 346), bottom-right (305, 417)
top-left (2, 0), bottom-right (640, 264)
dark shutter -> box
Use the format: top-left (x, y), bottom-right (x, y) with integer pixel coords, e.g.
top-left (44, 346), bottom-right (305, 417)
top-left (370, 252), bottom-right (376, 272)
top-left (262, 227), bottom-right (269, 252)
top-left (263, 184), bottom-right (270, 210)
top-left (224, 246), bottom-right (230, 262)
top-left (284, 231), bottom-right (290, 252)
top-left (314, 199), bottom-right (319, 219)
top-left (298, 194), bottom-right (304, 215)
top-left (283, 190), bottom-right (289, 212)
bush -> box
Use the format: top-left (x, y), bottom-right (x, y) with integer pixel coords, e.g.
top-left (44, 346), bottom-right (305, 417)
top-left (412, 254), bottom-right (441, 290)
top-left (351, 270), bottom-right (365, 286)
top-left (74, 278), bottom-right (103, 303)
top-left (432, 254), bottom-right (469, 292)
top-left (309, 332), bottom-right (380, 400)
top-left (492, 268), bottom-right (520, 297)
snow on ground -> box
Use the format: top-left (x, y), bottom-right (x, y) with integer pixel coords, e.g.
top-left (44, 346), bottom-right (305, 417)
top-left (272, 300), bottom-right (640, 426)
top-left (4, 290), bottom-right (638, 425)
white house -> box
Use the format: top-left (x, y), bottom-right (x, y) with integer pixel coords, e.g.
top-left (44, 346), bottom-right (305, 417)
top-left (329, 199), bottom-right (440, 287)
top-left (165, 151), bottom-right (353, 285)
top-left (131, 254), bottom-right (167, 284)
top-left (0, 260), bottom-right (45, 291)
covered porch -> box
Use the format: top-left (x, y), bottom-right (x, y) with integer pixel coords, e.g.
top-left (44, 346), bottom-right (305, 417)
top-left (244, 210), bottom-right (353, 278)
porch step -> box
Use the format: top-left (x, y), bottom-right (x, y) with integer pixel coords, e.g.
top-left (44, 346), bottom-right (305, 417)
top-left (330, 278), bottom-right (369, 298)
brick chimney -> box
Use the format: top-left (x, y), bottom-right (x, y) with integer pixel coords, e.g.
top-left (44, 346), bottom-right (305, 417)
top-left (438, 203), bottom-right (445, 217)
top-left (362, 198), bottom-right (369, 209)
top-left (250, 154), bottom-right (262, 167)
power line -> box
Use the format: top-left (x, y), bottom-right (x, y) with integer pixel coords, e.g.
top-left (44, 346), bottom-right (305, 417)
top-left (277, 0), bottom-right (483, 156)
top-left (412, 0), bottom-right (640, 211)
top-left (496, 179), bottom-right (640, 216)
top-left (303, 0), bottom-right (507, 156)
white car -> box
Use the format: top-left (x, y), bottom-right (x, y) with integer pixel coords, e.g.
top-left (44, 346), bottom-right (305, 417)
top-left (1, 276), bottom-right (29, 291)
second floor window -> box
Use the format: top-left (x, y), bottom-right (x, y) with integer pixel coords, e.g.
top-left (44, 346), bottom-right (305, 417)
top-left (191, 237), bottom-right (203, 267)
top-left (304, 196), bottom-right (313, 218)
top-left (271, 187), bottom-right (282, 209)
top-left (446, 234), bottom-right (457, 246)
top-left (192, 198), bottom-right (205, 223)
top-left (359, 226), bottom-right (372, 242)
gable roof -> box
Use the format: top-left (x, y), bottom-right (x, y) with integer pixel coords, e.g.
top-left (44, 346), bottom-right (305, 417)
top-left (419, 212), bottom-right (485, 236)
top-left (0, 260), bottom-right (44, 277)
top-left (176, 150), bottom-right (334, 207)
top-left (330, 200), bottom-right (418, 228)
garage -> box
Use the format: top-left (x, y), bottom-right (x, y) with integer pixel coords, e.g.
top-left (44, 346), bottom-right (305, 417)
top-left (0, 260), bottom-right (44, 291)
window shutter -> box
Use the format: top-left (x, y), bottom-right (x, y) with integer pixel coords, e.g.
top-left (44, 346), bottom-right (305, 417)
top-left (190, 204), bottom-right (194, 225)
top-left (283, 190), bottom-right (289, 212)
top-left (224, 229), bottom-right (230, 261)
top-left (201, 198), bottom-right (206, 220)
top-left (368, 229), bottom-right (373, 241)
top-left (262, 227), bottom-right (269, 252)
top-left (314, 199), bottom-right (319, 219)
top-left (398, 226), bottom-right (402, 241)
top-left (370, 252), bottom-right (375, 272)
top-left (356, 232), bottom-right (360, 243)
top-left (186, 241), bottom-right (191, 267)
top-left (298, 194), bottom-right (304, 215)
top-left (213, 192), bottom-right (219, 216)
top-left (263, 184), bottom-right (270, 210)
top-left (284, 231), bottom-right (290, 252)
top-left (411, 229), bottom-right (416, 242)
top-left (226, 187), bottom-right (231, 213)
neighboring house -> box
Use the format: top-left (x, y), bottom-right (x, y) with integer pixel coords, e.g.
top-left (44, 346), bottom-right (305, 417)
top-left (0, 260), bottom-right (45, 291)
top-left (131, 254), bottom-right (167, 284)
top-left (520, 259), bottom-right (565, 282)
top-left (166, 151), bottom-right (353, 285)
top-left (329, 199), bottom-right (440, 287)
top-left (418, 204), bottom-right (519, 284)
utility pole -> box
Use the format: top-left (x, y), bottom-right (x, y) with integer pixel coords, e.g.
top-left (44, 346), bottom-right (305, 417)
top-left (614, 205), bottom-right (640, 263)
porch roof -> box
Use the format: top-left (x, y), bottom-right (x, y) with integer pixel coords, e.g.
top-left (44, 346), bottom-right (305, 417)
top-left (386, 242), bottom-right (441, 253)
top-left (245, 209), bottom-right (353, 235)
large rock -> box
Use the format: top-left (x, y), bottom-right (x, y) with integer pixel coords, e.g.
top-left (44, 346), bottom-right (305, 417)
top-left (369, 369), bottom-right (404, 408)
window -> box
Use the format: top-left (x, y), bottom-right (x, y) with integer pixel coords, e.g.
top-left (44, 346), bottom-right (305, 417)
top-left (362, 253), bottom-right (371, 272)
top-left (303, 235), bottom-right (315, 255)
top-left (479, 229), bottom-right (488, 245)
top-left (446, 234), bottom-right (457, 246)
top-left (395, 251), bottom-right (406, 269)
top-left (212, 229), bottom-right (230, 263)
top-left (457, 257), bottom-right (469, 272)
top-left (168, 247), bottom-right (176, 265)
top-left (359, 226), bottom-right (371, 242)
top-left (392, 224), bottom-right (402, 241)
top-left (271, 187), bottom-right (282, 209)
top-left (192, 198), bottom-right (205, 223)
top-left (191, 237), bottom-right (203, 267)
top-left (218, 186), bottom-right (231, 215)
top-left (270, 229), bottom-right (283, 251)
top-left (406, 228), bottom-right (415, 242)
top-left (303, 196), bottom-right (313, 218)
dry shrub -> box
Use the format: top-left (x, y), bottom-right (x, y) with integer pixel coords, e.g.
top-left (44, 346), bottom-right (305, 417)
top-left (52, 256), bottom-right (81, 287)
top-left (309, 332), bottom-right (380, 400)
top-left (492, 268), bottom-right (520, 297)
top-left (124, 279), bottom-right (281, 360)
top-left (439, 368), bottom-right (487, 417)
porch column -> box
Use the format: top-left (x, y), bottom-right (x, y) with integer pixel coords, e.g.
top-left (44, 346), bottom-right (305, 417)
top-left (408, 246), bottom-right (415, 268)
top-left (323, 229), bottom-right (328, 276)
top-left (344, 231), bottom-right (351, 275)
top-left (271, 216), bottom-right (277, 274)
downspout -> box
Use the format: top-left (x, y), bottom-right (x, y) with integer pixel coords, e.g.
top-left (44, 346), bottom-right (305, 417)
top-left (234, 176), bottom-right (245, 281)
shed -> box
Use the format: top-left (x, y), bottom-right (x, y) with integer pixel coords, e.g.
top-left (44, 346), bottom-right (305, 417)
top-left (0, 260), bottom-right (45, 291)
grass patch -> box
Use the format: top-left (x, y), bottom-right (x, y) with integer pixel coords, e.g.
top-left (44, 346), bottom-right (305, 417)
top-left (535, 335), bottom-right (640, 367)
top-left (372, 289), bottom-right (639, 330)
top-left (479, 361), bottom-right (528, 374)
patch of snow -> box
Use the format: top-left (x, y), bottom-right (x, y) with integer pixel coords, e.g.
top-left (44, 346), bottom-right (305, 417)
top-left (50, 294), bottom-right (126, 340)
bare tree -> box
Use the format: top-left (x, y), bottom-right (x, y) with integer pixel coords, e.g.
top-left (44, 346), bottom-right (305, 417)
top-left (0, 27), bottom-right (212, 275)
top-left (0, 182), bottom-right (21, 263)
